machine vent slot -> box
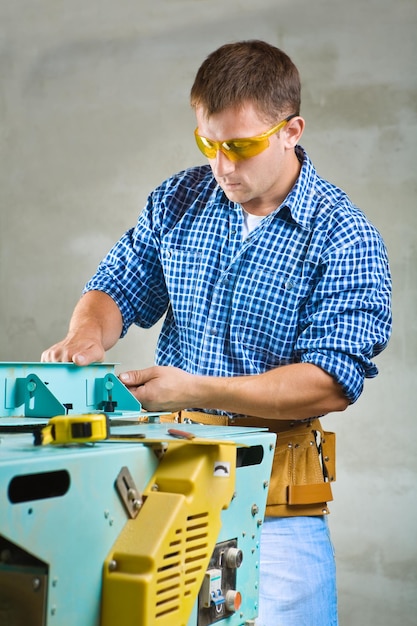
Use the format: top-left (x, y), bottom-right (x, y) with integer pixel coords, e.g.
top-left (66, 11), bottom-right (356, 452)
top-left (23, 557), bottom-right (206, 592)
top-left (154, 512), bottom-right (209, 620)
top-left (8, 470), bottom-right (70, 503)
top-left (236, 444), bottom-right (264, 467)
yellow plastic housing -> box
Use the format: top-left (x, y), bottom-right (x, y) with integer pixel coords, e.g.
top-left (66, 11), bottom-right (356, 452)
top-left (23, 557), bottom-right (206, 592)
top-left (101, 440), bottom-right (237, 626)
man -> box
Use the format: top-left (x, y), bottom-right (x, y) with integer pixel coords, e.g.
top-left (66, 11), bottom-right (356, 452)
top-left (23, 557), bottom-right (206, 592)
top-left (42, 40), bottom-right (392, 625)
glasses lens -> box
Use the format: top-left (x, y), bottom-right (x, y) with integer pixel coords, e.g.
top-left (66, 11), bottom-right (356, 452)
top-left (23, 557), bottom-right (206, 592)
top-left (195, 134), bottom-right (269, 161)
top-left (194, 116), bottom-right (291, 162)
top-left (225, 138), bottom-right (269, 160)
top-left (195, 133), bottom-right (217, 158)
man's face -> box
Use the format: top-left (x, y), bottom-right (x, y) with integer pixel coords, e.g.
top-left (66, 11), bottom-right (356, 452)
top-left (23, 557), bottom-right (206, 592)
top-left (195, 102), bottom-right (298, 215)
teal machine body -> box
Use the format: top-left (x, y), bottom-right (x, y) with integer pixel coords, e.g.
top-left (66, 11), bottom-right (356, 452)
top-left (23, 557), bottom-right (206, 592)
top-left (0, 363), bottom-right (275, 626)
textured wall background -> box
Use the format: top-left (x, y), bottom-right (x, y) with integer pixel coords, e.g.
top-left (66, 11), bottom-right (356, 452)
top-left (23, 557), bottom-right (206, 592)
top-left (1, 1), bottom-right (416, 623)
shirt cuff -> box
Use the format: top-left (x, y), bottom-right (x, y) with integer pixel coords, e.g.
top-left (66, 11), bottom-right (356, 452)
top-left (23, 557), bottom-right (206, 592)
top-left (300, 350), bottom-right (377, 404)
top-left (82, 280), bottom-right (133, 338)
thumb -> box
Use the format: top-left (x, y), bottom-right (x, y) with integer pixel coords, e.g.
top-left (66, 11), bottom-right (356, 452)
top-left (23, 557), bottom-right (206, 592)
top-left (72, 346), bottom-right (104, 366)
top-left (72, 353), bottom-right (92, 366)
top-left (119, 370), bottom-right (146, 387)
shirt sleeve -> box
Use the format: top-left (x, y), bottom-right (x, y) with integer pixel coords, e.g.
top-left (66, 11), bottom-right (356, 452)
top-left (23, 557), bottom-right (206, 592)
top-left (83, 195), bottom-right (169, 336)
top-left (295, 214), bottom-right (392, 404)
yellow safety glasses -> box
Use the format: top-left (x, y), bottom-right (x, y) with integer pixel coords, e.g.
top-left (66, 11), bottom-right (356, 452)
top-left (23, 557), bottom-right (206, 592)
top-left (194, 114), bottom-right (296, 162)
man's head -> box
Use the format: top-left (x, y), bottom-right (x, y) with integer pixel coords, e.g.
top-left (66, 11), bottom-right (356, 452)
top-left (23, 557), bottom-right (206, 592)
top-left (190, 41), bottom-right (305, 214)
top-left (190, 40), bottom-right (301, 123)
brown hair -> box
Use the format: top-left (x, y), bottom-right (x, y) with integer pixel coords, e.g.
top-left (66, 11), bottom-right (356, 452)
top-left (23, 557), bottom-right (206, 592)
top-left (190, 40), bottom-right (301, 122)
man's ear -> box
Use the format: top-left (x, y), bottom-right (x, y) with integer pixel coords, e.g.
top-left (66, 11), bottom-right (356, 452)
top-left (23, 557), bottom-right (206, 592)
top-left (283, 116), bottom-right (305, 148)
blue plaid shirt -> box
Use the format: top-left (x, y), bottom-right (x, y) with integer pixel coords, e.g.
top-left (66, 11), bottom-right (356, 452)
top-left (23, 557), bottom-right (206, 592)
top-left (85, 147), bottom-right (392, 405)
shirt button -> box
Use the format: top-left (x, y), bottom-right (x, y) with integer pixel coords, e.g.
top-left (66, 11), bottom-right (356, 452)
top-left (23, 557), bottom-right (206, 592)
top-left (285, 280), bottom-right (294, 290)
top-left (209, 327), bottom-right (218, 336)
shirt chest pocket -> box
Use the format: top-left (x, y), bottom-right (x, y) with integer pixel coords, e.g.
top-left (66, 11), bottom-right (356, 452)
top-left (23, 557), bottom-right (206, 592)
top-left (161, 246), bottom-right (208, 328)
top-left (230, 268), bottom-right (312, 365)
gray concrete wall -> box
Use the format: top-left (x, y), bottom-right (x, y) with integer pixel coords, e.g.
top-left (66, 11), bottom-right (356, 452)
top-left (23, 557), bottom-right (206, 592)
top-left (1, 0), bottom-right (416, 623)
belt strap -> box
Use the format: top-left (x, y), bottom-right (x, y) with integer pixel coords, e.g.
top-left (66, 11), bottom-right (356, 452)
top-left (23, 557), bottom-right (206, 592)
top-left (165, 410), bottom-right (318, 433)
top-left (160, 411), bottom-right (229, 426)
top-left (229, 414), bottom-right (319, 434)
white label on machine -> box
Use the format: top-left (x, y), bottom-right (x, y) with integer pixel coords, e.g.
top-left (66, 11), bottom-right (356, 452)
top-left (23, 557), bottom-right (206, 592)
top-left (213, 461), bottom-right (231, 476)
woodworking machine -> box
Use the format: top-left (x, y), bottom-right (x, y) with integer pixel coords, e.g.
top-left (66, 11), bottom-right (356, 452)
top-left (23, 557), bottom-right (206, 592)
top-left (0, 363), bottom-right (275, 626)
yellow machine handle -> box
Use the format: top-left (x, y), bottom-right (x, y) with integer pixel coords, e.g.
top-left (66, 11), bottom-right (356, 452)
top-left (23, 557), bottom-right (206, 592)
top-left (101, 439), bottom-right (238, 626)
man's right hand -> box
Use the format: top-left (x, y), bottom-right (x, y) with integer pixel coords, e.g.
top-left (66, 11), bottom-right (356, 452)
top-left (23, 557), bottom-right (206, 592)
top-left (41, 333), bottom-right (106, 365)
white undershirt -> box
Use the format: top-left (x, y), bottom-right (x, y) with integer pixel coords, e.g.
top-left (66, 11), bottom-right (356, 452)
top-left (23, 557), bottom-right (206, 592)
top-left (242, 209), bottom-right (265, 240)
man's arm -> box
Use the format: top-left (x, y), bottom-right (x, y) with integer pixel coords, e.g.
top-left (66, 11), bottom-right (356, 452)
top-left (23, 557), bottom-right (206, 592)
top-left (119, 362), bottom-right (349, 421)
top-left (41, 291), bottom-right (123, 364)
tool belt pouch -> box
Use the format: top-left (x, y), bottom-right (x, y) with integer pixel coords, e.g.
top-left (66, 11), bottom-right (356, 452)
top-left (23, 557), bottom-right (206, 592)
top-left (267, 420), bottom-right (336, 509)
top-left (160, 412), bottom-right (336, 513)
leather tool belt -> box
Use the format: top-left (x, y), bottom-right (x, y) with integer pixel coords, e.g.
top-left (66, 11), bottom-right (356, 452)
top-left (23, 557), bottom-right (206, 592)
top-left (160, 411), bottom-right (336, 517)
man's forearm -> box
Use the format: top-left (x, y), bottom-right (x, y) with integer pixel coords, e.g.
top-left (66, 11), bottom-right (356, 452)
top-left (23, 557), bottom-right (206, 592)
top-left (190, 363), bottom-right (349, 420)
top-left (68, 291), bottom-right (123, 350)
top-left (41, 290), bottom-right (123, 364)
top-left (120, 362), bottom-right (350, 420)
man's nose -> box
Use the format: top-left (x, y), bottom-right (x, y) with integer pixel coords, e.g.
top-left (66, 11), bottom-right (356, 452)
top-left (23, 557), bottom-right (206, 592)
top-left (212, 149), bottom-right (236, 178)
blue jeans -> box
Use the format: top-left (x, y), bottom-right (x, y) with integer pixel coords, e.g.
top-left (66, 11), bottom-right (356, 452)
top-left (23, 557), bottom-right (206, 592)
top-left (256, 516), bottom-right (338, 626)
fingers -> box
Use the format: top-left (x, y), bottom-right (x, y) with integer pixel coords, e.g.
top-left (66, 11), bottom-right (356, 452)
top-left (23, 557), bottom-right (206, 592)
top-left (41, 344), bottom-right (70, 363)
top-left (118, 367), bottom-right (195, 413)
top-left (118, 368), bottom-right (155, 410)
top-left (41, 339), bottom-right (105, 365)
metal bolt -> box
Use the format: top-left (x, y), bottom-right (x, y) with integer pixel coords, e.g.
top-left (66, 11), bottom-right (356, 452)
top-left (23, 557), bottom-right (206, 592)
top-left (108, 560), bottom-right (117, 572)
top-left (127, 488), bottom-right (137, 501)
top-left (32, 578), bottom-right (41, 591)
top-left (132, 499), bottom-right (142, 511)
top-left (27, 381), bottom-right (36, 392)
top-left (251, 504), bottom-right (259, 516)
top-left (263, 480), bottom-right (269, 489)
top-left (151, 483), bottom-right (159, 491)
top-left (257, 519), bottom-right (263, 527)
